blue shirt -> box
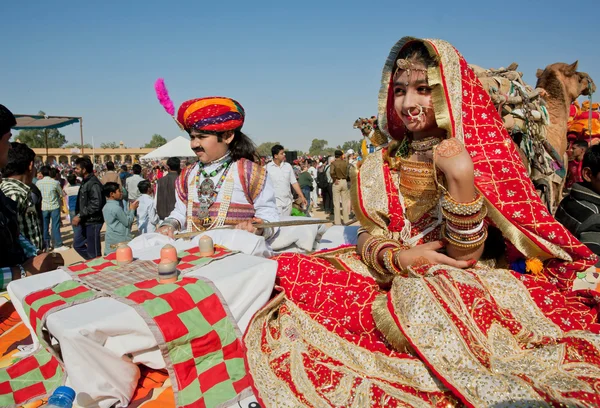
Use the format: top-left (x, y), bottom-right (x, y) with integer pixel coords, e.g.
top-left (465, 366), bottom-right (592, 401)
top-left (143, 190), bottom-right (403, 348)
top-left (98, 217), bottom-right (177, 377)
top-left (101, 199), bottom-right (135, 254)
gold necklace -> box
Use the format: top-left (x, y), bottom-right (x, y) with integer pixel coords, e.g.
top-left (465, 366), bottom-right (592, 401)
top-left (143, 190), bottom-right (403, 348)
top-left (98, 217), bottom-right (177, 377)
top-left (410, 136), bottom-right (442, 152)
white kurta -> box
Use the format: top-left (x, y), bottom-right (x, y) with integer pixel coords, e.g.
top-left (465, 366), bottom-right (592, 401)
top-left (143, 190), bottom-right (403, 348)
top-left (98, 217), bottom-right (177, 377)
top-left (167, 160), bottom-right (279, 231)
top-left (265, 161), bottom-right (297, 216)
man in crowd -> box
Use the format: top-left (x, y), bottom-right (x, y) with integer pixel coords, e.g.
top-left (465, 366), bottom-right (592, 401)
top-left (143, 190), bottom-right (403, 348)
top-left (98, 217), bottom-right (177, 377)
top-left (37, 165), bottom-right (69, 251)
top-left (346, 149), bottom-right (358, 168)
top-left (0, 142), bottom-right (44, 253)
top-left (330, 150), bottom-right (350, 225)
top-left (556, 144), bottom-right (600, 259)
top-left (156, 157), bottom-right (180, 220)
top-left (126, 163), bottom-right (144, 209)
top-left (0, 104), bottom-right (63, 290)
top-left (72, 157), bottom-right (105, 259)
top-left (265, 144), bottom-right (306, 216)
top-left (101, 161), bottom-right (122, 186)
top-left (566, 140), bottom-right (588, 190)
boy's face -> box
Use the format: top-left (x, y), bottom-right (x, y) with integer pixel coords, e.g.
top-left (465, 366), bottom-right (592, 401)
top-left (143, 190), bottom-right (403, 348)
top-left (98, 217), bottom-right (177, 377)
top-left (111, 188), bottom-right (123, 201)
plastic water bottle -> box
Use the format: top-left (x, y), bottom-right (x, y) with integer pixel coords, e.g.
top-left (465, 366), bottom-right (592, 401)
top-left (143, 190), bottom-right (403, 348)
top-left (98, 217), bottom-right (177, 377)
top-left (47, 386), bottom-right (76, 408)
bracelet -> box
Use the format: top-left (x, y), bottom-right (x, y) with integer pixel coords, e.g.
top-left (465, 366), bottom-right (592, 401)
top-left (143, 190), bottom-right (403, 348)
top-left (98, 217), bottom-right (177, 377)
top-left (442, 205), bottom-right (487, 225)
top-left (442, 224), bottom-right (488, 249)
top-left (370, 240), bottom-right (400, 275)
top-left (361, 236), bottom-right (381, 268)
top-left (446, 220), bottom-right (485, 235)
top-left (441, 192), bottom-right (484, 215)
top-left (383, 248), bottom-right (404, 275)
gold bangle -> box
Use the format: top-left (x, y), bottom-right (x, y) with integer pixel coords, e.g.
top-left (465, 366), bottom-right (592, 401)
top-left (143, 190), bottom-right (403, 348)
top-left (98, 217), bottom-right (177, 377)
top-left (360, 235), bottom-right (379, 267)
top-left (383, 247), bottom-right (404, 275)
top-left (441, 192), bottom-right (484, 215)
top-left (443, 225), bottom-right (488, 249)
top-left (370, 239), bottom-right (402, 275)
top-left (442, 205), bottom-right (487, 225)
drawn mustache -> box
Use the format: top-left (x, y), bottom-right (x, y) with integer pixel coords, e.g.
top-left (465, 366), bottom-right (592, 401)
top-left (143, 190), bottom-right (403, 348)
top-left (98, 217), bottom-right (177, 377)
top-left (192, 147), bottom-right (205, 153)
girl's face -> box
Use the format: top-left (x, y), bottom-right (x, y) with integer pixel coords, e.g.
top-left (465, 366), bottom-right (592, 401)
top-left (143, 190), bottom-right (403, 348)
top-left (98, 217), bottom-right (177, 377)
top-left (393, 62), bottom-right (437, 134)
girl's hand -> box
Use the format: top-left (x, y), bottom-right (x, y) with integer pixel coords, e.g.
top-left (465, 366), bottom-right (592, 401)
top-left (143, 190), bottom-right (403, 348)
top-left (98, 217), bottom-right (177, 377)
top-left (394, 240), bottom-right (475, 269)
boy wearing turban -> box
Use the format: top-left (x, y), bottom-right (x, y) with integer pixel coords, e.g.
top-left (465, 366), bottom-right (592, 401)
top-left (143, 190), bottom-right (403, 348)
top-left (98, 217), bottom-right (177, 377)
top-left (156, 96), bottom-right (279, 239)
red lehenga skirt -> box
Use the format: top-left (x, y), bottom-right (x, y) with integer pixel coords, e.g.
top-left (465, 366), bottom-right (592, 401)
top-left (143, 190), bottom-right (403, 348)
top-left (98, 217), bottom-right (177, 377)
top-left (243, 248), bottom-right (600, 407)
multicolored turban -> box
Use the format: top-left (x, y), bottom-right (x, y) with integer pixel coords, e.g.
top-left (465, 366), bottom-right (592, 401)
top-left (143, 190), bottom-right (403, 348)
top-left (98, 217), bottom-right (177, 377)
top-left (176, 97), bottom-right (245, 132)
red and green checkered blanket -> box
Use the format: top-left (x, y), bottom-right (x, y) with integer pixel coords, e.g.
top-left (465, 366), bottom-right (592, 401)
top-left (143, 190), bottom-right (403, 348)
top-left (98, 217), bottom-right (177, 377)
top-left (114, 277), bottom-right (252, 407)
top-left (10, 267), bottom-right (251, 407)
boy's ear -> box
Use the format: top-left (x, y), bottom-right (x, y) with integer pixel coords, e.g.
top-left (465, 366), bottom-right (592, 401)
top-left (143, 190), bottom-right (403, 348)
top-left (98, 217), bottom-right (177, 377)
top-left (582, 167), bottom-right (593, 183)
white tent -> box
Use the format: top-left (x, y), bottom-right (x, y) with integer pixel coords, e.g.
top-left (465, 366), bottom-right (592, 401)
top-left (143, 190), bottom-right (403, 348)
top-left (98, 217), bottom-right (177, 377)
top-left (140, 136), bottom-right (195, 160)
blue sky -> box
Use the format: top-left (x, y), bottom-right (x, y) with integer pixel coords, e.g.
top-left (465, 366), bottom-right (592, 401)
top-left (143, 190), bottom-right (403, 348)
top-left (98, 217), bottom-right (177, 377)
top-left (4, 0), bottom-right (598, 152)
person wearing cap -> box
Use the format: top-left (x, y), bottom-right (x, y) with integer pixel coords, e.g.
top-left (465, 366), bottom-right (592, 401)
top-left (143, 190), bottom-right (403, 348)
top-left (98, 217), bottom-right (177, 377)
top-left (346, 149), bottom-right (358, 168)
top-left (155, 92), bottom-right (279, 239)
top-left (330, 149), bottom-right (351, 225)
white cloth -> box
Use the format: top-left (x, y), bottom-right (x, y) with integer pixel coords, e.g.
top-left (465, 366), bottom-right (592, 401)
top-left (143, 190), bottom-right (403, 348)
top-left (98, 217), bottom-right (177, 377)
top-left (265, 161), bottom-right (296, 215)
top-left (125, 174), bottom-right (144, 202)
top-left (316, 225), bottom-right (360, 250)
top-left (8, 240), bottom-right (276, 408)
top-left (137, 194), bottom-right (159, 233)
top-left (167, 161), bottom-right (279, 231)
top-left (270, 216), bottom-right (328, 252)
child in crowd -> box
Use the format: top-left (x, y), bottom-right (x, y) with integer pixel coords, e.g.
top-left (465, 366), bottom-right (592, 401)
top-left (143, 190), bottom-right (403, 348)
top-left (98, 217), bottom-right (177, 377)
top-left (102, 182), bottom-right (138, 255)
top-left (137, 180), bottom-right (159, 234)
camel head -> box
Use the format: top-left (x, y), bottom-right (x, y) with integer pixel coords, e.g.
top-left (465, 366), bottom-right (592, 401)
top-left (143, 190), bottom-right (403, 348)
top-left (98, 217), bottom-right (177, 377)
top-left (536, 61), bottom-right (596, 103)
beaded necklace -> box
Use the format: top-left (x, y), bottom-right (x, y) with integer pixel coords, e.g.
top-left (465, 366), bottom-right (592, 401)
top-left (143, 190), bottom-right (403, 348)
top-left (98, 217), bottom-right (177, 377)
top-left (195, 159), bottom-right (232, 222)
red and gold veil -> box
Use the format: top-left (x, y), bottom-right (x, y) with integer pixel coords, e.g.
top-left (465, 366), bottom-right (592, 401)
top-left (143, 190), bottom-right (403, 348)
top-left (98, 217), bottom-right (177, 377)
top-left (355, 37), bottom-right (596, 288)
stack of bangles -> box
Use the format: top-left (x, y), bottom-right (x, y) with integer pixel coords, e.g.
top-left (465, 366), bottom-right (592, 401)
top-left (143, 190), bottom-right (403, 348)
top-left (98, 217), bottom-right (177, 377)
top-left (361, 235), bottom-right (408, 275)
top-left (441, 192), bottom-right (488, 249)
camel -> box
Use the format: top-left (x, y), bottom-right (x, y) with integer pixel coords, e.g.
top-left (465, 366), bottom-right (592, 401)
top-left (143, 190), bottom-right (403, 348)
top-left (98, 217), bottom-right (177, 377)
top-left (534, 61), bottom-right (595, 210)
top-left (536, 61), bottom-right (596, 162)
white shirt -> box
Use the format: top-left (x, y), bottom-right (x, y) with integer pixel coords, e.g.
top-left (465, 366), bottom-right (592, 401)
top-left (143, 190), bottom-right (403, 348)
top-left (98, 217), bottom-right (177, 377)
top-left (138, 194), bottom-right (159, 234)
top-left (308, 166), bottom-right (317, 188)
top-left (125, 174), bottom-right (144, 202)
top-left (265, 161), bottom-right (297, 210)
top-left (168, 161), bottom-right (279, 232)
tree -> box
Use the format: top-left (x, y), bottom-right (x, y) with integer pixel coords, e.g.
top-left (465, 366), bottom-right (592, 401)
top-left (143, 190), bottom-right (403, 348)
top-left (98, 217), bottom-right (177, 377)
top-left (308, 139), bottom-right (336, 157)
top-left (341, 140), bottom-right (363, 155)
top-left (64, 142), bottom-right (93, 149)
top-left (256, 141), bottom-right (281, 157)
top-left (100, 142), bottom-right (121, 149)
top-left (12, 111), bottom-right (67, 148)
top-left (144, 134), bottom-right (167, 148)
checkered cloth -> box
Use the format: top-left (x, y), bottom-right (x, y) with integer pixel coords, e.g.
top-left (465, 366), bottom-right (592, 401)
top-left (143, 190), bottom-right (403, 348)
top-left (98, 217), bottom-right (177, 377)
top-left (64, 245), bottom-right (237, 279)
top-left (76, 260), bottom-right (159, 293)
top-left (114, 277), bottom-right (252, 407)
top-left (0, 348), bottom-right (64, 406)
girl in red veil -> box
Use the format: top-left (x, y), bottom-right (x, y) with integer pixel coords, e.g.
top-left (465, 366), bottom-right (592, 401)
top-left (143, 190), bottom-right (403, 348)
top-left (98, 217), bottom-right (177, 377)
top-left (244, 37), bottom-right (600, 407)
